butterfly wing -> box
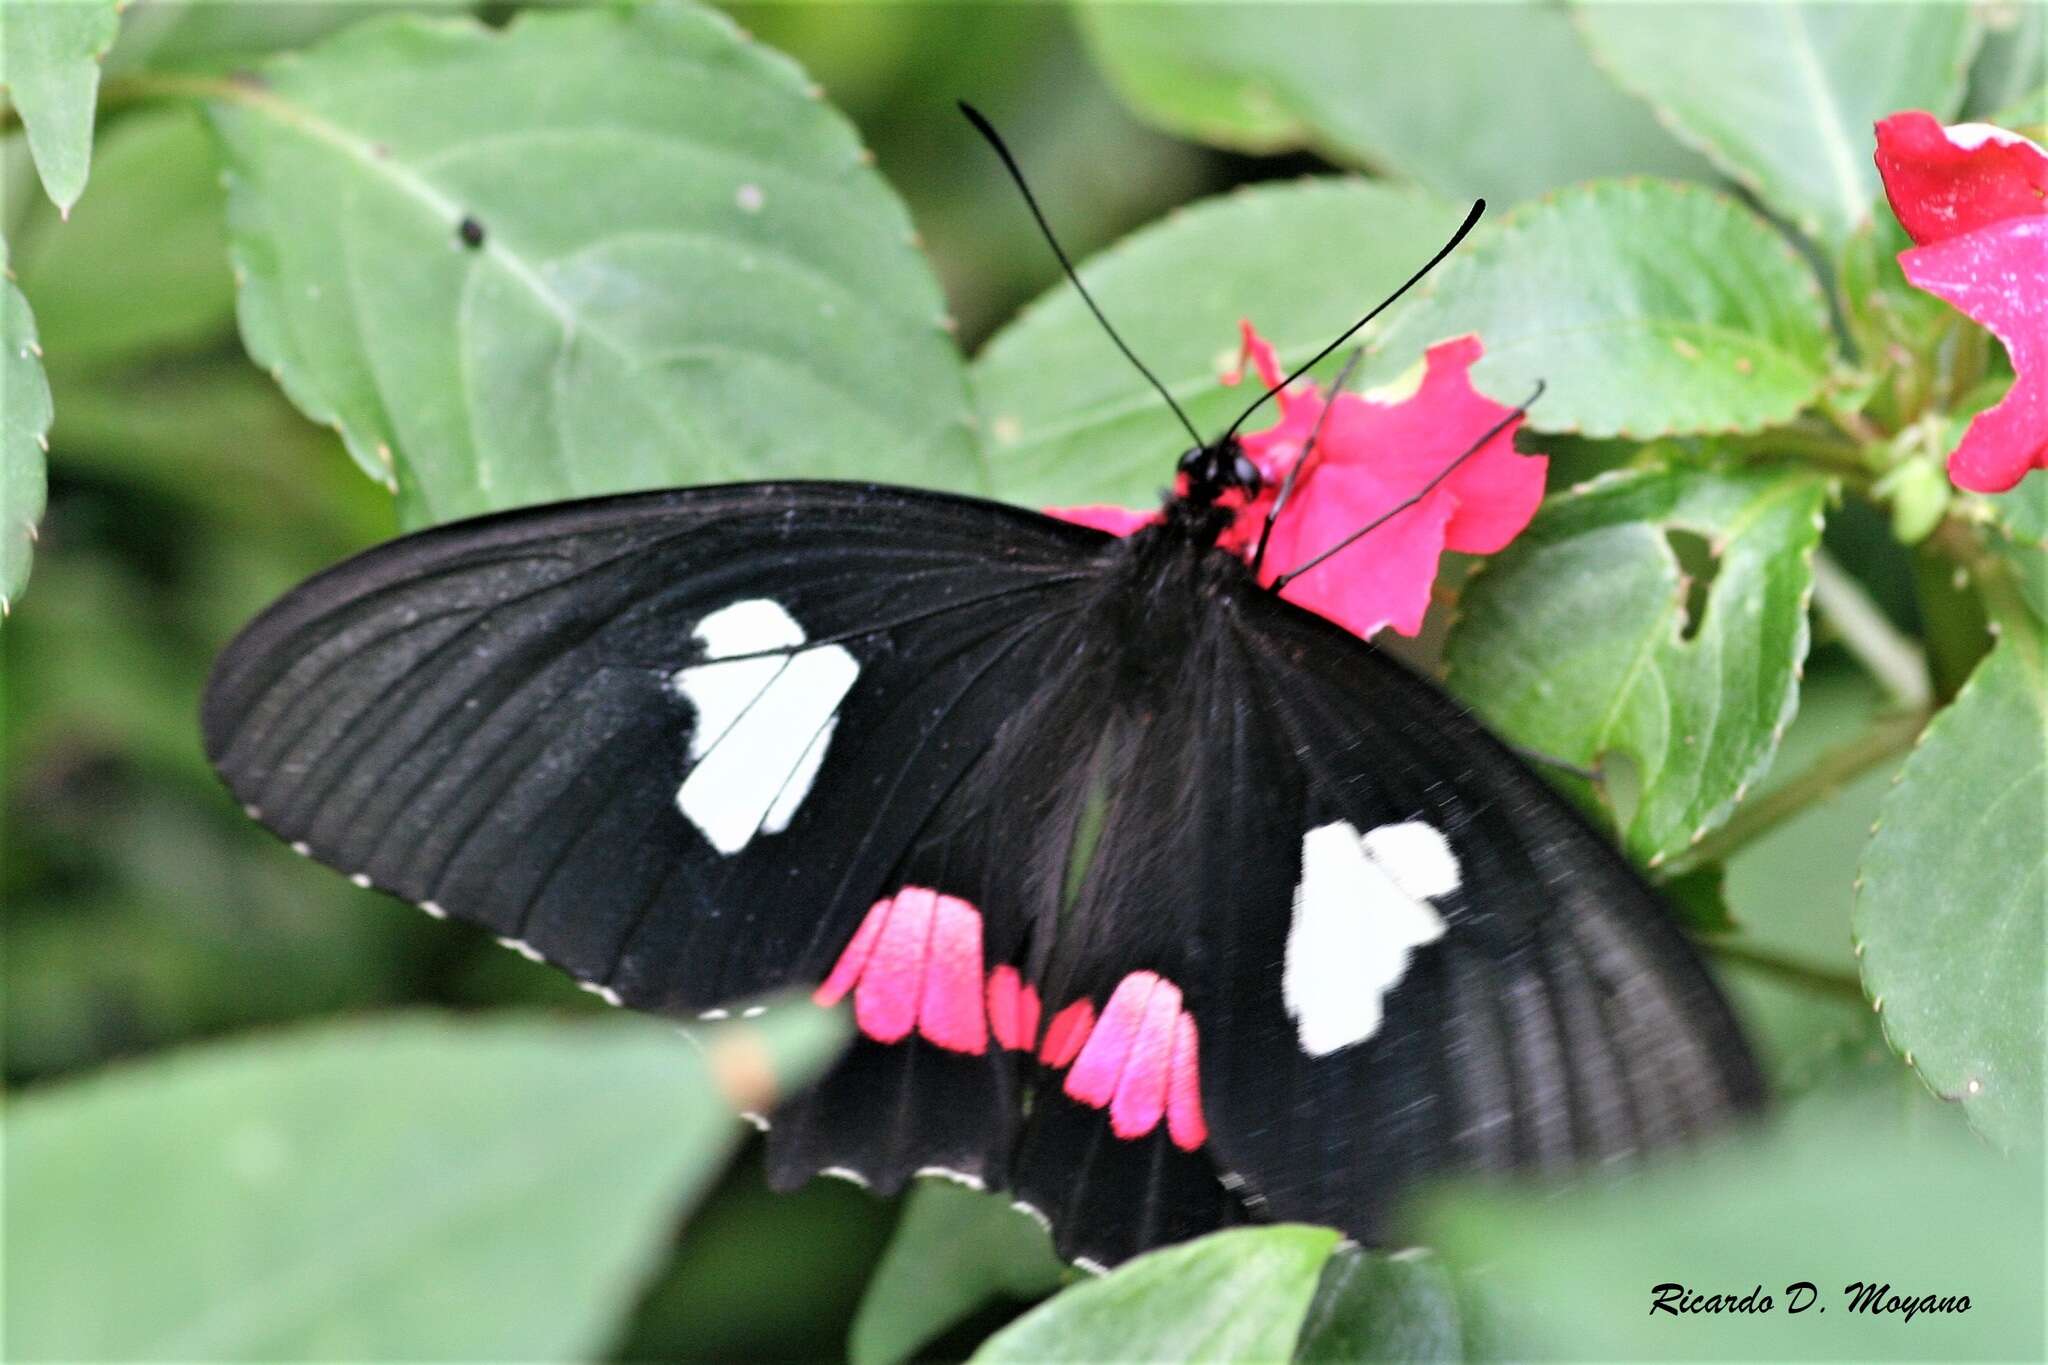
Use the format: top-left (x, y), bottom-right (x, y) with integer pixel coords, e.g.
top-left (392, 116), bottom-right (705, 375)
top-left (1184, 586), bottom-right (1767, 1238)
top-left (203, 482), bottom-right (1103, 1014)
top-left (955, 552), bottom-right (1763, 1263)
top-left (207, 482), bottom-right (1762, 1266)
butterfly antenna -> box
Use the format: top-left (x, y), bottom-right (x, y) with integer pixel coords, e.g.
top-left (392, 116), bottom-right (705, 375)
top-left (1271, 379), bottom-right (1545, 593)
top-left (960, 101), bottom-right (1205, 450)
top-left (1222, 199), bottom-right (1485, 446)
top-left (1248, 348), bottom-right (1363, 579)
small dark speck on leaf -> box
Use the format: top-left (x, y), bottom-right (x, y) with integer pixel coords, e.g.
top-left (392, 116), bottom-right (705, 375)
top-left (457, 216), bottom-right (486, 249)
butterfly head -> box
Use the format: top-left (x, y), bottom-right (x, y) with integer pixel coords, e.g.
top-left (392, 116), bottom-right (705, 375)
top-left (1176, 438), bottom-right (1261, 507)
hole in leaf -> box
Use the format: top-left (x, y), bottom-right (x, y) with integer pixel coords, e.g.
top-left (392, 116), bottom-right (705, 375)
top-left (1595, 748), bottom-right (1643, 838)
top-left (1664, 528), bottom-right (1720, 643)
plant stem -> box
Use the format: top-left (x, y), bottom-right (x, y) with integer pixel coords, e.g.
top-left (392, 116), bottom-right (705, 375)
top-left (1811, 550), bottom-right (1933, 710)
top-left (1705, 940), bottom-right (1866, 1003)
top-left (1665, 707), bottom-right (1927, 875)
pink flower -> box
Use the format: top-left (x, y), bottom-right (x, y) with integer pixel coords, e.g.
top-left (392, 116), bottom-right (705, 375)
top-left (1874, 111), bottom-right (2048, 493)
top-left (1048, 322), bottom-right (1546, 640)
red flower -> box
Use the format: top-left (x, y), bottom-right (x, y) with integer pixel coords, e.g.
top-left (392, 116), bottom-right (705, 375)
top-left (1047, 322), bottom-right (1546, 640)
top-left (1874, 111), bottom-right (2048, 494)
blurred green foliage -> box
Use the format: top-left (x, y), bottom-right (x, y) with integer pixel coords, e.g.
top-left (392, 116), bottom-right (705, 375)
top-left (3, 2), bottom-right (2042, 1361)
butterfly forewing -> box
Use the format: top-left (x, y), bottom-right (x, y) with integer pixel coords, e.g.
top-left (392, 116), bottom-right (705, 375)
top-left (203, 483), bottom-right (1103, 1010)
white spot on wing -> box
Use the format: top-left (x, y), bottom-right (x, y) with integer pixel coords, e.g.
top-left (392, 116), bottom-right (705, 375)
top-left (820, 1165), bottom-right (870, 1189)
top-left (672, 599), bottom-right (859, 855)
top-left (419, 900), bottom-right (447, 920)
top-left (579, 981), bottom-right (623, 1007)
top-left (915, 1166), bottom-right (986, 1191)
top-left (1359, 820), bottom-right (1462, 900)
top-left (1283, 820), bottom-right (1457, 1057)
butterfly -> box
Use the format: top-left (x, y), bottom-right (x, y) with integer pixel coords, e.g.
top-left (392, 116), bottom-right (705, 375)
top-left (202, 107), bottom-right (1764, 1272)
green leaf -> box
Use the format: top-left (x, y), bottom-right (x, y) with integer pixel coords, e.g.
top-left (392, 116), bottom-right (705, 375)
top-left (1422, 1086), bottom-right (2045, 1361)
top-left (1077, 2), bottom-right (1715, 203)
top-left (1446, 463), bottom-right (1830, 866)
top-left (3, 1007), bottom-right (848, 1361)
top-left (1964, 3), bottom-right (2045, 121)
top-left (1663, 863), bottom-right (1738, 936)
top-left (14, 105), bottom-right (235, 365)
top-left (1855, 634), bottom-right (2046, 1145)
top-left (972, 1226), bottom-right (1339, 1364)
top-left (1717, 663), bottom-right (1895, 1096)
top-left (0, 0), bottom-right (121, 213)
top-left (1986, 475), bottom-right (2048, 623)
top-left (1293, 1247), bottom-right (1491, 1363)
top-left (2, 238), bottom-right (50, 612)
top-left (201, 4), bottom-right (981, 529)
top-left (1987, 468), bottom-right (2048, 546)
top-left (972, 178), bottom-right (1466, 508)
top-left (1577, 2), bottom-right (1980, 247)
top-left (103, 0), bottom-right (408, 77)
top-left (849, 1178), bottom-right (1065, 1365)
top-left (1363, 181), bottom-right (1838, 440)
top-left (1838, 210), bottom-right (1960, 384)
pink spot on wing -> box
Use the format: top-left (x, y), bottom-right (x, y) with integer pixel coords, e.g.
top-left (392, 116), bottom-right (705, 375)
top-left (813, 887), bottom-right (989, 1055)
top-left (1109, 977), bottom-right (1181, 1140)
top-left (857, 887), bottom-right (935, 1044)
top-left (1166, 1011), bottom-right (1207, 1150)
top-left (1038, 998), bottom-right (1096, 1067)
top-left (1064, 972), bottom-right (1156, 1108)
top-left (814, 898), bottom-right (887, 1007)
top-left (1057, 971), bottom-right (1207, 1151)
top-left (987, 965), bottom-right (1043, 1051)
top-left (919, 894), bottom-right (988, 1053)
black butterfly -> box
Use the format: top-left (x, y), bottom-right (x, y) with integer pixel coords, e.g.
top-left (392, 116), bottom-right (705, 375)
top-left (202, 108), bottom-right (1763, 1272)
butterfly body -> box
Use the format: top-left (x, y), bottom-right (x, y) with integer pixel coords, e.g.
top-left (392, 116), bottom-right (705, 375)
top-left (204, 477), bottom-right (1763, 1269)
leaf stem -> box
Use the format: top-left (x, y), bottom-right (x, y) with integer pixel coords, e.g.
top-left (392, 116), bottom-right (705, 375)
top-left (1704, 939), bottom-right (1865, 1003)
top-left (1811, 550), bottom-right (1932, 710)
top-left (1664, 707), bottom-right (1927, 874)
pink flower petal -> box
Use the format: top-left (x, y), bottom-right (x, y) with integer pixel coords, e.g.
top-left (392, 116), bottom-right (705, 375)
top-left (1032, 324), bottom-right (1546, 641)
top-left (1875, 111), bottom-right (2048, 247)
top-left (1232, 327), bottom-right (1544, 638)
top-left (1261, 479), bottom-right (1456, 640)
top-left (1900, 217), bottom-right (2048, 492)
